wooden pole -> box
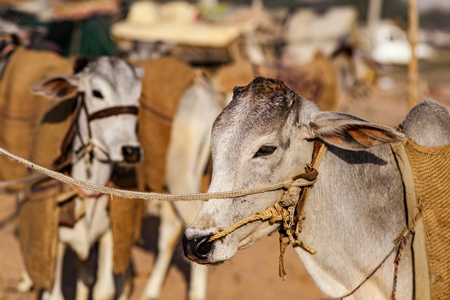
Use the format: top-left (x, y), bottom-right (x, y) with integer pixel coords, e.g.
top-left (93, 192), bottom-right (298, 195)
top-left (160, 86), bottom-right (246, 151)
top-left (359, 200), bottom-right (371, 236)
top-left (198, 0), bottom-right (218, 8)
top-left (408, 0), bottom-right (419, 108)
top-left (367, 0), bottom-right (383, 28)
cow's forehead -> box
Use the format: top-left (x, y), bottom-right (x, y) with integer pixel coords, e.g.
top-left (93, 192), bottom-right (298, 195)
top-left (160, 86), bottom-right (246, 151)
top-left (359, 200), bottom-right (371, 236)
top-left (239, 76), bottom-right (291, 100)
top-left (214, 77), bottom-right (295, 137)
top-left (86, 56), bottom-right (139, 91)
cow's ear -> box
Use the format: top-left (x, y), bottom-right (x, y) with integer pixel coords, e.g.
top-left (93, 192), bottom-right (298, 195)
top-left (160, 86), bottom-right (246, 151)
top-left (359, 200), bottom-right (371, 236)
top-left (30, 76), bottom-right (79, 101)
top-left (310, 111), bottom-right (405, 150)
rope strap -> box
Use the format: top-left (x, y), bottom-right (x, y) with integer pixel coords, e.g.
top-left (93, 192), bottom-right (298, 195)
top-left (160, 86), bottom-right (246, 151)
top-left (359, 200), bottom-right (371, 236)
top-left (208, 202), bottom-right (288, 242)
top-left (339, 227), bottom-right (411, 298)
top-left (0, 146), bottom-right (313, 201)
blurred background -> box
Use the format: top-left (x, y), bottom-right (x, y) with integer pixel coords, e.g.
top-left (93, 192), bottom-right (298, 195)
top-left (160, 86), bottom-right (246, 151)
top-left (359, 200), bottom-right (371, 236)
top-left (0, 0), bottom-right (449, 299)
top-left (1, 0), bottom-right (450, 112)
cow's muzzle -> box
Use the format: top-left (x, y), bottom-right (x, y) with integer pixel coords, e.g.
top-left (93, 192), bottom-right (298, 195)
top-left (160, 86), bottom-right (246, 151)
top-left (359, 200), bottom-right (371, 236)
top-left (182, 234), bottom-right (213, 264)
top-left (121, 145), bottom-right (141, 163)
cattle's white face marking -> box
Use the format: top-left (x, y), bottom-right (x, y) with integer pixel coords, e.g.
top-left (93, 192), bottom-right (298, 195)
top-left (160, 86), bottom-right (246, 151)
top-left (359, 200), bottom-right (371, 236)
top-left (74, 57), bottom-right (144, 163)
top-left (182, 77), bottom-right (404, 265)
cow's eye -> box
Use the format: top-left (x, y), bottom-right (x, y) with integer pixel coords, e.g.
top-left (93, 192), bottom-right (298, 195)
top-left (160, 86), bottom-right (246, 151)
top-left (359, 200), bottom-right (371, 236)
top-left (92, 90), bottom-right (104, 99)
top-left (253, 146), bottom-right (277, 158)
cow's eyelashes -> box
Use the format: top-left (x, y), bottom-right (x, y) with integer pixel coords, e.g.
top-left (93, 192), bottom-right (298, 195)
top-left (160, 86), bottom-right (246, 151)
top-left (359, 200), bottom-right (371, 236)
top-left (253, 146), bottom-right (277, 158)
top-left (92, 90), bottom-right (104, 99)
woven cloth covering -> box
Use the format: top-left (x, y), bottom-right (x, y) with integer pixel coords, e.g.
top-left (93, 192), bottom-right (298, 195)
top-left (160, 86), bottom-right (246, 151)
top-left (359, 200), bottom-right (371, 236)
top-left (0, 47), bottom-right (72, 184)
top-left (404, 139), bottom-right (450, 299)
top-left (19, 178), bottom-right (63, 290)
top-left (109, 169), bottom-right (145, 274)
top-left (30, 99), bottom-right (76, 169)
top-left (133, 57), bottom-right (196, 192)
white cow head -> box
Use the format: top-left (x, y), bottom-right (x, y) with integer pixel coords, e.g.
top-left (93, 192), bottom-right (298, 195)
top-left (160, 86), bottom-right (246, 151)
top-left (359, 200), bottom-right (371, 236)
top-left (182, 77), bottom-right (404, 265)
top-left (31, 56), bottom-right (144, 188)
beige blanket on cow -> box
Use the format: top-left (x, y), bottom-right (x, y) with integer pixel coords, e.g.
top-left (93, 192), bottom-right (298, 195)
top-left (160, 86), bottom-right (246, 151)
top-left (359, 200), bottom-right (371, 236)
top-left (214, 52), bottom-right (339, 111)
top-left (0, 47), bottom-right (73, 184)
top-left (394, 139), bottom-right (450, 299)
top-left (133, 57), bottom-right (196, 193)
top-left (403, 139), bottom-right (450, 300)
top-left (19, 178), bottom-right (64, 289)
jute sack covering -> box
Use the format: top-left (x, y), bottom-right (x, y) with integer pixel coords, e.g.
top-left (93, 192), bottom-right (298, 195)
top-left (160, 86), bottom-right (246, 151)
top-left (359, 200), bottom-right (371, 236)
top-left (18, 97), bottom-right (76, 289)
top-left (0, 47), bottom-right (72, 184)
top-left (214, 51), bottom-right (339, 111)
top-left (20, 99), bottom-right (76, 287)
top-left (19, 178), bottom-right (64, 290)
top-left (109, 168), bottom-right (145, 274)
top-left (403, 139), bottom-right (450, 299)
top-left (30, 98), bottom-right (77, 169)
top-left (133, 57), bottom-right (196, 192)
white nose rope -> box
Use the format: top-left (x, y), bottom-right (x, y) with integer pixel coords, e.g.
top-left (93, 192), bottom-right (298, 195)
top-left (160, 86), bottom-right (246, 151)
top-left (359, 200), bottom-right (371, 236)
top-left (0, 146), bottom-right (316, 201)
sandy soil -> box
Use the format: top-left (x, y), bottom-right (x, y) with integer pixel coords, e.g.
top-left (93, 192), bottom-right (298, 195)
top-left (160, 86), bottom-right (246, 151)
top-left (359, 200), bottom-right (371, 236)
top-left (0, 64), bottom-right (449, 300)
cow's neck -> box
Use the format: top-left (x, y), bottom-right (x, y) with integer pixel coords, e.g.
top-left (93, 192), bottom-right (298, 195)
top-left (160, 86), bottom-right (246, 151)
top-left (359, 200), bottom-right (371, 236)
top-left (294, 144), bottom-right (412, 299)
top-left (70, 111), bottom-right (112, 197)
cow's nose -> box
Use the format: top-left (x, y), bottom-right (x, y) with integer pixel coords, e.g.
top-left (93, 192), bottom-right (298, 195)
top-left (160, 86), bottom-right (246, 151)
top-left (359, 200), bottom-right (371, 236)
top-left (182, 234), bottom-right (213, 262)
top-left (121, 146), bottom-right (141, 163)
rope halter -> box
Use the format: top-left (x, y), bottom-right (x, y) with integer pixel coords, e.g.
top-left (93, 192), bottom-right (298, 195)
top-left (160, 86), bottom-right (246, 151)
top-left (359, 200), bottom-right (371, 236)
top-left (208, 140), bottom-right (327, 280)
top-left (54, 92), bottom-right (139, 169)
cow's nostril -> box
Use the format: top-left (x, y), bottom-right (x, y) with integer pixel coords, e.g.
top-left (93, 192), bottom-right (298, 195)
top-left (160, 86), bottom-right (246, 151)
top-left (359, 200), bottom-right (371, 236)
top-left (182, 234), bottom-right (212, 261)
top-left (196, 235), bottom-right (213, 258)
top-left (121, 146), bottom-right (141, 163)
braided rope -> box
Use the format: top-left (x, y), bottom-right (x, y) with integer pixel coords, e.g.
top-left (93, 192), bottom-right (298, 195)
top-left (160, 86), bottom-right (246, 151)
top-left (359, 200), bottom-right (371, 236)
top-left (339, 227), bottom-right (411, 298)
top-left (0, 146), bottom-right (313, 201)
top-left (208, 203), bottom-right (288, 242)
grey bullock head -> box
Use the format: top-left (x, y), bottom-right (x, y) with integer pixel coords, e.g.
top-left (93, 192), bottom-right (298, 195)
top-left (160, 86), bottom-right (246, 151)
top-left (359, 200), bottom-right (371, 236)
top-left (31, 56), bottom-right (144, 165)
top-left (183, 77), bottom-right (404, 265)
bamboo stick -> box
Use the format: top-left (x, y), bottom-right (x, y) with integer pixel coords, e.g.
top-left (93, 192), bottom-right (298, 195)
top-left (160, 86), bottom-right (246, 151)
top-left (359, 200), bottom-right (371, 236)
top-left (408, 0), bottom-right (419, 108)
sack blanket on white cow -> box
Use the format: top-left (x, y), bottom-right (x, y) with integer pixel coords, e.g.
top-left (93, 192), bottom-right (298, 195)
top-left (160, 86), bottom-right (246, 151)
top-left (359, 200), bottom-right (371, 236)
top-left (19, 178), bottom-right (64, 290)
top-left (109, 172), bottom-right (145, 274)
top-left (394, 138), bottom-right (450, 299)
top-left (133, 57), bottom-right (196, 193)
top-left (0, 47), bottom-right (73, 184)
top-left (402, 139), bottom-right (450, 300)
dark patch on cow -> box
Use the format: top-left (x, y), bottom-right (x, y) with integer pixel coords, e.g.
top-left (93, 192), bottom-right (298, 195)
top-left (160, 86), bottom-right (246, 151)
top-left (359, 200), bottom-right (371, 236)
top-left (73, 56), bottom-right (91, 74)
top-left (281, 138), bottom-right (290, 150)
top-left (328, 145), bottom-right (388, 166)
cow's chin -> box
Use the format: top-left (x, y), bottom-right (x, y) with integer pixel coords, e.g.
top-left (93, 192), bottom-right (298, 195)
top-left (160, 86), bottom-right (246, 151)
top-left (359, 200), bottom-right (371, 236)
top-left (237, 222), bottom-right (280, 250)
top-left (204, 222), bottom-right (280, 265)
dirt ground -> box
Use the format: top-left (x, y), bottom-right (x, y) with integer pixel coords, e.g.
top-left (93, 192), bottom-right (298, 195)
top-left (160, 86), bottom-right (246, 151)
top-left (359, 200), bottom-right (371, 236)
top-left (0, 63), bottom-right (449, 300)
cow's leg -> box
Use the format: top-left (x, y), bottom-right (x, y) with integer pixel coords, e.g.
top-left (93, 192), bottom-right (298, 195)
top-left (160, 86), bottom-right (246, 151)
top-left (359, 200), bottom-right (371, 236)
top-left (58, 200), bottom-right (92, 300)
top-left (17, 266), bottom-right (33, 292)
top-left (16, 192), bottom-right (34, 293)
top-left (92, 228), bottom-right (115, 300)
top-left (140, 201), bottom-right (182, 300)
top-left (165, 82), bottom-right (216, 300)
top-left (116, 270), bottom-right (132, 300)
top-left (188, 263), bottom-right (208, 300)
top-left (75, 256), bottom-right (92, 300)
top-left (41, 242), bottom-right (66, 300)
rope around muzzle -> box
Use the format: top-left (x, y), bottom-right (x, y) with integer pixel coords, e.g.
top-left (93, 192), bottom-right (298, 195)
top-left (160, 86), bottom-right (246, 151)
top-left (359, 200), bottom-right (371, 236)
top-left (208, 166), bottom-right (320, 243)
top-left (207, 141), bottom-right (327, 280)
